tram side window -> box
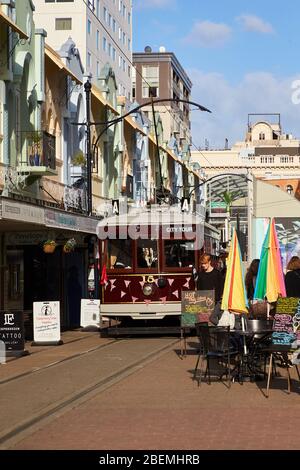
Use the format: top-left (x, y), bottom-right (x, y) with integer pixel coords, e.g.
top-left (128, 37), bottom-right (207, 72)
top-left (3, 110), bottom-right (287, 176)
top-left (137, 239), bottom-right (158, 268)
top-left (164, 240), bottom-right (195, 268)
top-left (107, 239), bottom-right (132, 269)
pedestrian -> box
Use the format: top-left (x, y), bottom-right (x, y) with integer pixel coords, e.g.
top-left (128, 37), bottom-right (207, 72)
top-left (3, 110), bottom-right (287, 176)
top-left (245, 258), bottom-right (260, 301)
top-left (285, 256), bottom-right (300, 297)
top-left (197, 253), bottom-right (224, 302)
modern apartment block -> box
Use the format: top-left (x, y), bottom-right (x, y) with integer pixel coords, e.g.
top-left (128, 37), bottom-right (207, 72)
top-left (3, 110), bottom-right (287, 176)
top-left (133, 47), bottom-right (192, 153)
top-left (33, 0), bottom-right (132, 98)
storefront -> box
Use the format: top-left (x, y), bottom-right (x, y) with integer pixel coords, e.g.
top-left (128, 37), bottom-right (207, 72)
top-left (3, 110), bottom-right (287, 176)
top-left (0, 198), bottom-right (100, 334)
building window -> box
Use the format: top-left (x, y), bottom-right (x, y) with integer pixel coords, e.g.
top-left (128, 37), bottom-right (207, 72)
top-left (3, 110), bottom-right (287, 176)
top-left (142, 66), bottom-right (159, 98)
top-left (128, 12), bottom-right (131, 24)
top-left (102, 36), bottom-right (107, 52)
top-left (132, 87), bottom-right (135, 99)
top-left (119, 55), bottom-right (122, 68)
top-left (123, 32), bottom-right (126, 45)
top-left (112, 19), bottom-right (116, 32)
top-left (87, 52), bottom-right (91, 67)
top-left (119, 27), bottom-right (122, 41)
top-left (103, 7), bottom-right (107, 22)
top-left (128, 38), bottom-right (131, 51)
top-left (286, 185), bottom-right (294, 195)
top-left (108, 43), bottom-right (112, 57)
top-left (87, 19), bottom-right (91, 34)
top-left (96, 30), bottom-right (100, 49)
top-left (108, 13), bottom-right (111, 28)
top-left (123, 59), bottom-right (126, 72)
top-left (55, 18), bottom-right (72, 30)
top-left (122, 4), bottom-right (126, 17)
top-left (96, 0), bottom-right (100, 18)
top-left (259, 132), bottom-right (265, 140)
top-left (128, 65), bottom-right (131, 78)
top-left (97, 61), bottom-right (100, 77)
top-left (112, 47), bottom-right (116, 61)
top-left (88, 0), bottom-right (94, 8)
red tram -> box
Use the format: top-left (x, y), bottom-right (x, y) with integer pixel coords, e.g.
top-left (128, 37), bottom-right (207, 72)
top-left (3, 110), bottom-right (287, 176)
top-left (97, 205), bottom-right (220, 326)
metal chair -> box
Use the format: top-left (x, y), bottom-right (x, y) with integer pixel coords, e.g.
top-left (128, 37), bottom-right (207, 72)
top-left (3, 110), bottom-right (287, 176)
top-left (193, 324), bottom-right (238, 387)
top-left (263, 344), bottom-right (300, 397)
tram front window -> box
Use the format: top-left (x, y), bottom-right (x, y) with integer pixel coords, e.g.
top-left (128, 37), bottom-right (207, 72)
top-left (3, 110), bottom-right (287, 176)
top-left (164, 240), bottom-right (195, 268)
top-left (107, 240), bottom-right (132, 269)
top-left (137, 239), bottom-right (158, 268)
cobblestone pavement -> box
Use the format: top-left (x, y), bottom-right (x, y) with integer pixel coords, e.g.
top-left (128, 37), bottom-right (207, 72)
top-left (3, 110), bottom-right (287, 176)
top-left (8, 337), bottom-right (300, 451)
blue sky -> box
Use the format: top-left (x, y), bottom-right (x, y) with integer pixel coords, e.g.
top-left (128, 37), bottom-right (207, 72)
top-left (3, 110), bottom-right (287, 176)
top-left (133, 0), bottom-right (300, 148)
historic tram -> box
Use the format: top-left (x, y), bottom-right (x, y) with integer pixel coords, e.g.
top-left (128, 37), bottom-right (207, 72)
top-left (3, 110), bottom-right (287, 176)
top-left (97, 205), bottom-right (220, 327)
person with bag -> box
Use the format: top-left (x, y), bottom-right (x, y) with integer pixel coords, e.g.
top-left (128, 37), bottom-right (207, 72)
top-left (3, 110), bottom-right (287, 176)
top-left (285, 256), bottom-right (300, 297)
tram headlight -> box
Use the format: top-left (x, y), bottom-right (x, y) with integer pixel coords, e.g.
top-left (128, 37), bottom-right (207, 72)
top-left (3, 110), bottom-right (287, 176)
top-left (143, 284), bottom-right (153, 296)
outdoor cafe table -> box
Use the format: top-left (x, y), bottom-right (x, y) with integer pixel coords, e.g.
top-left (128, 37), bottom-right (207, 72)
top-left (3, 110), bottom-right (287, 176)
top-left (230, 328), bottom-right (274, 383)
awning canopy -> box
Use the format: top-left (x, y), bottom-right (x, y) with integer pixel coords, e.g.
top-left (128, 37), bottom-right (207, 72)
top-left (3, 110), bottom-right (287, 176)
top-left (0, 11), bottom-right (28, 40)
top-left (91, 85), bottom-right (119, 115)
top-left (45, 44), bottom-right (82, 84)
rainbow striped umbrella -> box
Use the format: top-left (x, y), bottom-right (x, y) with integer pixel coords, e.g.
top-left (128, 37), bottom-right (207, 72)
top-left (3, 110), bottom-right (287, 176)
top-left (254, 218), bottom-right (286, 302)
top-left (221, 228), bottom-right (248, 314)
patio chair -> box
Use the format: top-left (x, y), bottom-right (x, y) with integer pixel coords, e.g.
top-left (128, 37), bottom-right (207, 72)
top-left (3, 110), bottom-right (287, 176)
top-left (262, 344), bottom-right (300, 397)
top-left (193, 324), bottom-right (238, 387)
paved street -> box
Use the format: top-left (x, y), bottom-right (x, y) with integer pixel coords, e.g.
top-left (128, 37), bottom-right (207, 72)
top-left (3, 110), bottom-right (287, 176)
top-left (1, 330), bottom-right (300, 450)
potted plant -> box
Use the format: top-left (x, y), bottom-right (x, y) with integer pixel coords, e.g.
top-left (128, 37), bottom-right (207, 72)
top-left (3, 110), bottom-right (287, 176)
top-left (63, 238), bottom-right (77, 253)
top-left (43, 240), bottom-right (56, 254)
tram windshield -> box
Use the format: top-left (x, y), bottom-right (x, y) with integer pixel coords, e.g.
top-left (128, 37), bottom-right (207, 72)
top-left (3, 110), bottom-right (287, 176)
top-left (164, 240), bottom-right (195, 268)
top-left (107, 239), bottom-right (132, 269)
top-left (137, 239), bottom-right (158, 268)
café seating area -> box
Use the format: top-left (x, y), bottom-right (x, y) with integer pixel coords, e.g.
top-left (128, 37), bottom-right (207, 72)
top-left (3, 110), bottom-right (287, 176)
top-left (192, 317), bottom-right (300, 396)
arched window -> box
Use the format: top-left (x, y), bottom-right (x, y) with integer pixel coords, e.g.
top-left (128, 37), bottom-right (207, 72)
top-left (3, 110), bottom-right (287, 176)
top-left (259, 132), bottom-right (265, 140)
top-left (286, 184), bottom-right (293, 195)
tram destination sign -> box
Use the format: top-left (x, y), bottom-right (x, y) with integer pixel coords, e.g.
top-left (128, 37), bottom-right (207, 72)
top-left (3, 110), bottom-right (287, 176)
top-left (181, 290), bottom-right (215, 327)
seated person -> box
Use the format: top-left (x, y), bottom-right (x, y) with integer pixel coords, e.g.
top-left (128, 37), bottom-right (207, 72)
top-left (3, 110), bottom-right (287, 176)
top-left (114, 252), bottom-right (131, 269)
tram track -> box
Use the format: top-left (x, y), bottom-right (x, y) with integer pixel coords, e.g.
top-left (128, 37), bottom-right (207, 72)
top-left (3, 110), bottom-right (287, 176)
top-left (0, 337), bottom-right (120, 386)
top-left (0, 337), bottom-right (179, 449)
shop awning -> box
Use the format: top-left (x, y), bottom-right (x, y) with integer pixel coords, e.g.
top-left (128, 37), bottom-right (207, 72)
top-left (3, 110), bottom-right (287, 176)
top-left (0, 11), bottom-right (28, 40)
top-left (91, 85), bottom-right (119, 115)
top-left (45, 44), bottom-right (82, 84)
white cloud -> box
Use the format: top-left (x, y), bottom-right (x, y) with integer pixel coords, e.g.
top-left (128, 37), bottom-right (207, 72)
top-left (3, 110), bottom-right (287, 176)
top-left (183, 20), bottom-right (232, 48)
top-left (189, 69), bottom-right (300, 149)
top-left (135, 0), bottom-right (175, 9)
top-left (237, 14), bottom-right (274, 34)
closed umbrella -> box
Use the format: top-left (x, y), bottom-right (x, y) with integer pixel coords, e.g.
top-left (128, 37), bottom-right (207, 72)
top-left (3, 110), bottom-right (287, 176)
top-left (254, 218), bottom-right (286, 302)
top-left (221, 228), bottom-right (248, 314)
top-left (221, 228), bottom-right (248, 354)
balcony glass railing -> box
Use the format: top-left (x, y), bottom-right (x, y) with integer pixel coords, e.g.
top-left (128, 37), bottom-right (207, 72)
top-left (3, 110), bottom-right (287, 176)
top-left (17, 131), bottom-right (56, 170)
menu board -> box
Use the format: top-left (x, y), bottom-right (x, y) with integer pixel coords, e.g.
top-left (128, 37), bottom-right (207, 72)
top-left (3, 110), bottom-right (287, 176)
top-left (272, 297), bottom-right (300, 345)
top-left (181, 290), bottom-right (215, 327)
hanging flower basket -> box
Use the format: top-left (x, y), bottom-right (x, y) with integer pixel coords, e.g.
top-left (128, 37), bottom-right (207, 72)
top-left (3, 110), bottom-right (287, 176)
top-left (63, 238), bottom-right (76, 253)
top-left (43, 240), bottom-right (56, 254)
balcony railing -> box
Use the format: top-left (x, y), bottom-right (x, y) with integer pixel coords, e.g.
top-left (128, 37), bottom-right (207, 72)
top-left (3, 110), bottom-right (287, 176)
top-left (16, 131), bottom-right (56, 170)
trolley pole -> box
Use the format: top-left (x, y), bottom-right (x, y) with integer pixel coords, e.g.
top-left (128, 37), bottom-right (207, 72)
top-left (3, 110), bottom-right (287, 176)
top-left (84, 79), bottom-right (92, 216)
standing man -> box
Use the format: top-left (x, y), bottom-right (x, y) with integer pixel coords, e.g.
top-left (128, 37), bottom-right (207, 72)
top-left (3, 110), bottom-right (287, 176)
top-left (197, 253), bottom-right (224, 302)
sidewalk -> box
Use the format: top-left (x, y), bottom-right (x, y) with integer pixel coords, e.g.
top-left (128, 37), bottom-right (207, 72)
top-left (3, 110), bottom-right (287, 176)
top-left (0, 329), bottom-right (113, 383)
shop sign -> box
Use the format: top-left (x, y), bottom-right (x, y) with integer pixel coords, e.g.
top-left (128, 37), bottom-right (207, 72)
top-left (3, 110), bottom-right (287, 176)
top-left (80, 299), bottom-right (101, 328)
top-left (5, 231), bottom-right (53, 246)
top-left (0, 311), bottom-right (25, 352)
top-left (2, 200), bottom-right (44, 224)
top-left (45, 209), bottom-right (77, 230)
top-left (33, 301), bottom-right (61, 344)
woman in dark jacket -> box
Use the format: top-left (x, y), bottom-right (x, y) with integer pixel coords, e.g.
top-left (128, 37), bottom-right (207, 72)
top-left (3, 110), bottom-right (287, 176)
top-left (245, 259), bottom-right (260, 301)
top-left (285, 256), bottom-right (300, 297)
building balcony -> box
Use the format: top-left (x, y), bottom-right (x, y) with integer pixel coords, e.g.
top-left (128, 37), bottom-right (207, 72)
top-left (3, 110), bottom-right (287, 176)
top-left (16, 131), bottom-right (58, 177)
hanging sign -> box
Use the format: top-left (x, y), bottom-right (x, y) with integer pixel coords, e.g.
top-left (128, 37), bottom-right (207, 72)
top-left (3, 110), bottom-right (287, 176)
top-left (33, 301), bottom-right (62, 345)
